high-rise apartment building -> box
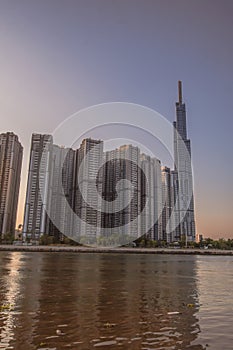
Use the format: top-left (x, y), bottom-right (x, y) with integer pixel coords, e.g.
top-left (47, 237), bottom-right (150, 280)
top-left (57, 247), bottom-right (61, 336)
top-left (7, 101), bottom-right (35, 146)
top-left (101, 148), bottom-right (120, 235)
top-left (49, 145), bottom-right (76, 241)
top-left (23, 134), bottom-right (53, 240)
top-left (116, 145), bottom-right (141, 239)
top-left (23, 136), bottom-right (104, 243)
top-left (74, 138), bottom-right (104, 244)
top-left (0, 132), bottom-right (23, 236)
top-left (173, 81), bottom-right (196, 242)
top-left (23, 135), bottom-right (76, 242)
top-left (102, 145), bottom-right (142, 241)
top-left (161, 166), bottom-right (172, 242)
top-left (140, 154), bottom-right (162, 241)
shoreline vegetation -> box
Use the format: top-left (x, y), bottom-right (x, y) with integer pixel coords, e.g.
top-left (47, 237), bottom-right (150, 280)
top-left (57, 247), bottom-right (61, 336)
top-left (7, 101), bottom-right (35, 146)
top-left (0, 244), bottom-right (233, 255)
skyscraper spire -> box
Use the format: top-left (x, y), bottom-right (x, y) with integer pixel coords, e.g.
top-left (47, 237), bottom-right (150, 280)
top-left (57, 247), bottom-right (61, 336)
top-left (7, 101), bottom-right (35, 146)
top-left (178, 80), bottom-right (182, 104)
top-left (173, 81), bottom-right (196, 243)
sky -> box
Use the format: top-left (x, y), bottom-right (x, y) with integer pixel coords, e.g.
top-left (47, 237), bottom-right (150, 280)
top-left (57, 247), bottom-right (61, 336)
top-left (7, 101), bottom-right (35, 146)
top-left (0, 0), bottom-right (232, 239)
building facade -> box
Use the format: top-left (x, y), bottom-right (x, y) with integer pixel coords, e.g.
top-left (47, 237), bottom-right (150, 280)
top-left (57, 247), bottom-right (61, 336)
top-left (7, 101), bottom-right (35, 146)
top-left (102, 145), bottom-right (142, 242)
top-left (49, 145), bottom-right (76, 242)
top-left (161, 166), bottom-right (172, 242)
top-left (23, 134), bottom-right (53, 240)
top-left (74, 138), bottom-right (104, 244)
top-left (140, 154), bottom-right (162, 241)
top-left (0, 132), bottom-right (23, 236)
top-left (173, 81), bottom-right (196, 242)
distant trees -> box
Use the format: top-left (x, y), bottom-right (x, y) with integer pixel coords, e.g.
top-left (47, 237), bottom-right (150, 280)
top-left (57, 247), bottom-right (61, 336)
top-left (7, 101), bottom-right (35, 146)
top-left (1, 231), bottom-right (232, 249)
top-left (201, 238), bottom-right (233, 250)
top-left (131, 236), bottom-right (233, 250)
top-left (39, 234), bottom-right (54, 245)
top-left (0, 232), bottom-right (15, 244)
top-left (39, 234), bottom-right (79, 246)
top-left (35, 236), bottom-right (233, 249)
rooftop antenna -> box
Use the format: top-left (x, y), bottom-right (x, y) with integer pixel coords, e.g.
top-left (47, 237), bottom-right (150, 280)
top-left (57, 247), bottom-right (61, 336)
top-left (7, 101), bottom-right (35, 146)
top-left (178, 80), bottom-right (182, 104)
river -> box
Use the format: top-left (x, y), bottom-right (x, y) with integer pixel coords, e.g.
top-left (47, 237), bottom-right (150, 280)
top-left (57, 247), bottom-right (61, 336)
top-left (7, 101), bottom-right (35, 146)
top-left (0, 252), bottom-right (232, 349)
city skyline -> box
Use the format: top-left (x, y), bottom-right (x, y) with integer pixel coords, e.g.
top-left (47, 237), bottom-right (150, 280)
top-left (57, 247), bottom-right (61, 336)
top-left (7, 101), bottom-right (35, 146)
top-left (5, 81), bottom-right (195, 245)
top-left (0, 80), bottom-right (230, 240)
top-left (21, 135), bottom-right (191, 245)
top-left (0, 0), bottom-right (232, 238)
top-left (0, 79), bottom-right (229, 239)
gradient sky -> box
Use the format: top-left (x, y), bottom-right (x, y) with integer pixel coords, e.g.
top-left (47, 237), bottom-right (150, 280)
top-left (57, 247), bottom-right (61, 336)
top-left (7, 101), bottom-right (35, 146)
top-left (0, 0), bottom-right (232, 238)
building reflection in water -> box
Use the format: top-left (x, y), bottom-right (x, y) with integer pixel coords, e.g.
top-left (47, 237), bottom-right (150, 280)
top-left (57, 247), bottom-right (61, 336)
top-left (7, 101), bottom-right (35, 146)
top-left (95, 254), bottom-right (206, 349)
top-left (192, 256), bottom-right (233, 350)
top-left (0, 252), bottom-right (206, 349)
top-left (0, 252), bottom-right (22, 348)
top-left (0, 252), bottom-right (42, 349)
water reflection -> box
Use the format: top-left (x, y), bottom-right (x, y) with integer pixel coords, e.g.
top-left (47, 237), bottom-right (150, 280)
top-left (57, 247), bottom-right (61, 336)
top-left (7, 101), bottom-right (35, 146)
top-left (0, 253), bottom-right (43, 349)
top-left (0, 252), bottom-right (208, 349)
top-left (0, 253), bottom-right (22, 349)
top-left (94, 254), bottom-right (204, 349)
top-left (192, 256), bottom-right (233, 350)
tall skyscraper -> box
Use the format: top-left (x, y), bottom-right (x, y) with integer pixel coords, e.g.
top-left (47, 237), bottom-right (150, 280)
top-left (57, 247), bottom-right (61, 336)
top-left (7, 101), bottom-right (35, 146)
top-left (101, 148), bottom-right (120, 235)
top-left (74, 138), bottom-right (104, 244)
top-left (0, 132), bottom-right (23, 236)
top-left (102, 145), bottom-right (142, 241)
top-left (23, 134), bottom-right (53, 240)
top-left (102, 146), bottom-right (162, 243)
top-left (49, 145), bottom-right (76, 241)
top-left (140, 154), bottom-right (162, 241)
top-left (173, 81), bottom-right (196, 242)
top-left (161, 166), bottom-right (172, 242)
top-left (23, 134), bottom-right (77, 242)
top-left (117, 145), bottom-right (141, 239)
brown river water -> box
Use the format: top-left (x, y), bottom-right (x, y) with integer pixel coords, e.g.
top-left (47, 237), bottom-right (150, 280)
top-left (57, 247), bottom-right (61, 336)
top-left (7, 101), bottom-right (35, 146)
top-left (0, 252), bottom-right (232, 350)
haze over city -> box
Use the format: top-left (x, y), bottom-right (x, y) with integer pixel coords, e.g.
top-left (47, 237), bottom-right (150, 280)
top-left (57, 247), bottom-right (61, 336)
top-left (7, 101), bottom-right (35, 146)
top-left (0, 0), bottom-right (232, 238)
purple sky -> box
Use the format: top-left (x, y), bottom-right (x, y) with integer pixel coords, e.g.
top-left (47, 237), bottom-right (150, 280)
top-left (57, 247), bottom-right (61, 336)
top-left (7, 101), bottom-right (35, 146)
top-left (0, 0), bottom-right (232, 238)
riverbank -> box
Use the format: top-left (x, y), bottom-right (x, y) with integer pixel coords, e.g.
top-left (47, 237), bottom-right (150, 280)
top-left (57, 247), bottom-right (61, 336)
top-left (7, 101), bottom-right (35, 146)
top-left (0, 244), bottom-right (233, 255)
